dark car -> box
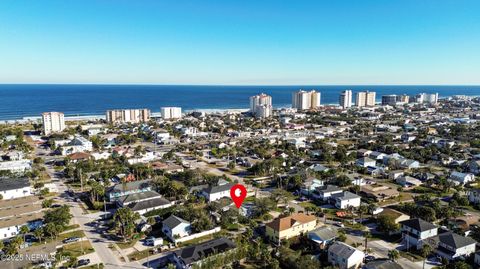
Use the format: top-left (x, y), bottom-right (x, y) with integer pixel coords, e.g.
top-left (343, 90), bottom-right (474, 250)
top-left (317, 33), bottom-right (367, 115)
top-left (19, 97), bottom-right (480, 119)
top-left (77, 259), bottom-right (90, 267)
top-left (62, 237), bottom-right (80, 244)
top-left (364, 255), bottom-right (376, 262)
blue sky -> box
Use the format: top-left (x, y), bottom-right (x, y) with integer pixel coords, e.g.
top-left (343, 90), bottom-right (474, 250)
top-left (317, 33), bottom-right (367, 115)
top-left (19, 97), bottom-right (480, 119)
top-left (0, 0), bottom-right (479, 85)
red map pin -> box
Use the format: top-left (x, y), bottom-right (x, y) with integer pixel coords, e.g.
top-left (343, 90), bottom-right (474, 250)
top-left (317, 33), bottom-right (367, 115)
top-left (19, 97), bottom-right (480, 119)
top-left (230, 184), bottom-right (247, 208)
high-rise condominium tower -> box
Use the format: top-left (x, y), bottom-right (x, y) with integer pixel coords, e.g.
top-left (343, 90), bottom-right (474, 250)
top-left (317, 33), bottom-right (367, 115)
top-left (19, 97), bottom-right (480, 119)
top-left (250, 93), bottom-right (272, 118)
top-left (415, 93), bottom-right (439, 104)
top-left (355, 91), bottom-right (376, 107)
top-left (339, 90), bottom-right (353, 109)
top-left (106, 109), bottom-right (150, 123)
top-left (42, 112), bottom-right (65, 135)
top-left (382, 95), bottom-right (397, 106)
top-left (292, 90), bottom-right (321, 110)
top-left (161, 107), bottom-right (182, 119)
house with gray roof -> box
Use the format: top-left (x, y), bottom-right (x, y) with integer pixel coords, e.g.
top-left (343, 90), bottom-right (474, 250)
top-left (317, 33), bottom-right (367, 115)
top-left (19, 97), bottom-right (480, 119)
top-left (435, 232), bottom-right (477, 260)
top-left (0, 177), bottom-right (32, 200)
top-left (356, 157), bottom-right (376, 168)
top-left (400, 218), bottom-right (438, 250)
top-left (307, 226), bottom-right (338, 249)
top-left (312, 185), bottom-right (343, 201)
top-left (200, 182), bottom-right (235, 202)
top-left (107, 179), bottom-right (152, 201)
top-left (333, 191), bottom-right (361, 209)
top-left (155, 237), bottom-right (236, 268)
top-left (328, 241), bottom-right (364, 269)
top-left (449, 171), bottom-right (475, 185)
top-left (162, 215), bottom-right (192, 241)
top-left (117, 190), bottom-right (172, 215)
top-left (175, 238), bottom-right (236, 267)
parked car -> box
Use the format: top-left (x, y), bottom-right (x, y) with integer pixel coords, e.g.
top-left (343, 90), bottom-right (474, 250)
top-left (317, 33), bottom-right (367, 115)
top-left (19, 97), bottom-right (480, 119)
top-left (145, 236), bottom-right (163, 247)
top-left (62, 237), bottom-right (80, 244)
top-left (77, 259), bottom-right (90, 267)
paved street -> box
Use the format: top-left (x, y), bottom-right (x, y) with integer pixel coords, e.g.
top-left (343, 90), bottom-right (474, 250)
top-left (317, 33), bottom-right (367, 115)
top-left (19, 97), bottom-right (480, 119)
top-left (345, 230), bottom-right (427, 269)
top-left (39, 142), bottom-right (147, 269)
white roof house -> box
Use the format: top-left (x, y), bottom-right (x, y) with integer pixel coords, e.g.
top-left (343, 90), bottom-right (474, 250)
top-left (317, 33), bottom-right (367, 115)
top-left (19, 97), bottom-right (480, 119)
top-left (0, 160), bottom-right (32, 173)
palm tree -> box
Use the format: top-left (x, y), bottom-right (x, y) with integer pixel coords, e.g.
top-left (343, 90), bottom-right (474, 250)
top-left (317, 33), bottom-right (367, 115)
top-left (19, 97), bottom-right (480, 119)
top-left (388, 249), bottom-right (399, 262)
top-left (421, 244), bottom-right (433, 269)
top-left (364, 231), bottom-right (371, 253)
top-left (33, 227), bottom-right (44, 243)
top-left (19, 225), bottom-right (29, 243)
top-left (358, 204), bottom-right (368, 223)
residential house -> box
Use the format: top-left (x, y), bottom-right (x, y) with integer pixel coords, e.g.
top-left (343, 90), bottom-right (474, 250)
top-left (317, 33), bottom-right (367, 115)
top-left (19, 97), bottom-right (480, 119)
top-left (151, 162), bottom-right (184, 174)
top-left (435, 232), bottom-right (477, 260)
top-left (449, 171), bottom-right (475, 185)
top-left (159, 238), bottom-right (236, 269)
top-left (162, 215), bottom-right (192, 241)
top-left (200, 182), bottom-right (236, 202)
top-left (0, 160), bottom-right (32, 173)
top-left (468, 189), bottom-right (480, 204)
top-left (307, 226), bottom-right (338, 249)
top-left (469, 160), bottom-right (480, 175)
top-left (0, 196), bottom-right (43, 240)
top-left (308, 164), bottom-right (330, 173)
top-left (301, 178), bottom-right (324, 196)
top-left (67, 152), bottom-right (92, 163)
top-left (312, 185), bottom-right (343, 202)
top-left (356, 157), bottom-right (376, 168)
top-left (2, 151), bottom-right (25, 161)
top-left (334, 191), bottom-right (361, 209)
top-left (369, 151), bottom-right (387, 161)
top-left (0, 177), bottom-right (32, 200)
top-left (400, 218), bottom-right (438, 250)
top-left (0, 212), bottom-right (44, 240)
top-left (60, 136), bottom-right (93, 155)
top-left (357, 149), bottom-right (372, 157)
top-left (91, 151), bottom-right (111, 160)
top-left (378, 208), bottom-right (410, 224)
top-left (360, 184), bottom-right (399, 202)
top-left (328, 241), bottom-right (365, 269)
top-left (396, 176), bottom-right (422, 188)
top-left (401, 134), bottom-right (416, 142)
top-left (127, 151), bottom-right (157, 165)
top-left (399, 159), bottom-right (420, 169)
top-left (117, 190), bottom-right (173, 215)
top-left (265, 213), bottom-right (317, 243)
top-left (107, 179), bottom-right (152, 201)
top-left (389, 170), bottom-right (404, 180)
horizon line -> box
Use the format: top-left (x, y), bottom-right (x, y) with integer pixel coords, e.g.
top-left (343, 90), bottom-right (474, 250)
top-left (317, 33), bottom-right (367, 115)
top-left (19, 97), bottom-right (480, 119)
top-left (1, 83), bottom-right (480, 87)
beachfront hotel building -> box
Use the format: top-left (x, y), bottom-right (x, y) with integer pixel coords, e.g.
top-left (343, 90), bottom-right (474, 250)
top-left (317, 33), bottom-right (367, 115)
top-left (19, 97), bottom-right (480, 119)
top-left (396, 94), bottom-right (410, 104)
top-left (382, 95), bottom-right (397, 106)
top-left (161, 107), bottom-right (182, 119)
top-left (339, 90), bottom-right (353, 109)
top-left (42, 111), bottom-right (65, 135)
top-left (355, 91), bottom-right (376, 107)
top-left (292, 90), bottom-right (321, 110)
top-left (250, 93), bottom-right (272, 118)
top-left (106, 109), bottom-right (150, 124)
top-left (414, 93), bottom-right (439, 104)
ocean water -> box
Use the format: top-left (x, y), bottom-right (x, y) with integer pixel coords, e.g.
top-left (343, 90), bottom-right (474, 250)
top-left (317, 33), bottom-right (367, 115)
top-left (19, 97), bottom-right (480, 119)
top-left (0, 84), bottom-right (479, 120)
